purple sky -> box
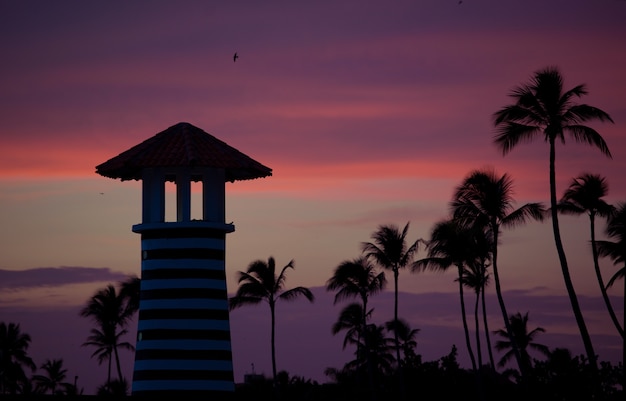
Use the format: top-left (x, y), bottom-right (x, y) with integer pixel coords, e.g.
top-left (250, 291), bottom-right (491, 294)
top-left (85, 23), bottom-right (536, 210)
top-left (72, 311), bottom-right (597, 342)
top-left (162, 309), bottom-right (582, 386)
top-left (1, 0), bottom-right (625, 395)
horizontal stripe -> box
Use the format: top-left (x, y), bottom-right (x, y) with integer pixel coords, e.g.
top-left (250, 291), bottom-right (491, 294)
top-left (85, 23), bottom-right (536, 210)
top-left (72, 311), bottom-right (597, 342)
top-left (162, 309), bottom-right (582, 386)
top-left (135, 339), bottom-right (231, 351)
top-left (142, 259), bottom-right (225, 270)
top-left (138, 329), bottom-right (231, 341)
top-left (138, 300), bottom-right (228, 311)
top-left (140, 279), bottom-right (226, 291)
top-left (135, 349), bottom-right (232, 361)
top-left (141, 237), bottom-right (225, 250)
top-left (142, 268), bottom-right (225, 280)
top-left (138, 309), bottom-right (229, 321)
top-left (141, 288), bottom-right (226, 300)
top-left (138, 319), bottom-right (230, 331)
top-left (139, 227), bottom-right (228, 240)
top-left (132, 379), bottom-right (234, 392)
top-left (134, 360), bottom-right (233, 371)
top-left (143, 248), bottom-right (224, 260)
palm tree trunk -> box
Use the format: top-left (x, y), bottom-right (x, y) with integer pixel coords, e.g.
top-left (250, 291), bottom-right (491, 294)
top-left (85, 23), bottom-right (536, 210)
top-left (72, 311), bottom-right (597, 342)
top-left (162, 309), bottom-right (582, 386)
top-left (393, 269), bottom-right (406, 401)
top-left (114, 345), bottom-right (123, 382)
top-left (474, 288), bottom-right (483, 369)
top-left (107, 354), bottom-right (112, 384)
top-left (458, 264), bottom-right (485, 401)
top-left (458, 264), bottom-right (477, 371)
top-left (548, 140), bottom-right (598, 371)
top-left (491, 223), bottom-right (526, 378)
top-left (481, 279), bottom-right (496, 371)
top-left (590, 213), bottom-right (624, 338)
top-left (270, 302), bottom-right (277, 383)
top-left (393, 269), bottom-right (401, 366)
top-left (362, 298), bottom-right (376, 401)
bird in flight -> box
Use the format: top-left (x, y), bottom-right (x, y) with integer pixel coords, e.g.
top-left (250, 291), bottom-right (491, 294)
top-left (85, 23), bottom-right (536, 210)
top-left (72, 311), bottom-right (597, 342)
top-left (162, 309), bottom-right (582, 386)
top-left (233, 52), bottom-right (239, 62)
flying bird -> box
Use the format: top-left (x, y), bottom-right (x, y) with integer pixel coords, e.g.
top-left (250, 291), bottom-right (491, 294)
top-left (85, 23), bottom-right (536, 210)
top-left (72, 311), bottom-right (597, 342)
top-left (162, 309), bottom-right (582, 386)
top-left (233, 52), bottom-right (239, 62)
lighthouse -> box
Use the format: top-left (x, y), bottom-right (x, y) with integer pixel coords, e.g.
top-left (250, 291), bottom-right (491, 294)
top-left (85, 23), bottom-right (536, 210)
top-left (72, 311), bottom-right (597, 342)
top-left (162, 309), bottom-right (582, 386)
top-left (95, 122), bottom-right (271, 397)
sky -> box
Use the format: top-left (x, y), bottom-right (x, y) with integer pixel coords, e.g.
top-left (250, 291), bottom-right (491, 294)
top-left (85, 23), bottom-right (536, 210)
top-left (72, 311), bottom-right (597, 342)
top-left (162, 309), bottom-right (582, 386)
top-left (0, 0), bottom-right (625, 395)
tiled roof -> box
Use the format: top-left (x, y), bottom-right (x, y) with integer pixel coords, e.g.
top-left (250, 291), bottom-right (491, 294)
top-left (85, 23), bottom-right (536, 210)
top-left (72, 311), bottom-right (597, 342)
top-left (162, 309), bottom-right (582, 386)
top-left (95, 122), bottom-right (272, 182)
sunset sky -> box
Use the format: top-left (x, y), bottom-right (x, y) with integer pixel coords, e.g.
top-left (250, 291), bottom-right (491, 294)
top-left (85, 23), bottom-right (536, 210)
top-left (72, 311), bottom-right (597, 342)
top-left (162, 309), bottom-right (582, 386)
top-left (1, 0), bottom-right (625, 394)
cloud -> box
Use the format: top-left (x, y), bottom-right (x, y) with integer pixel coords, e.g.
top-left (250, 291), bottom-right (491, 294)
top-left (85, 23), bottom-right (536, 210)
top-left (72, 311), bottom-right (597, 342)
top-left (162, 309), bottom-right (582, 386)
top-left (0, 266), bottom-right (131, 290)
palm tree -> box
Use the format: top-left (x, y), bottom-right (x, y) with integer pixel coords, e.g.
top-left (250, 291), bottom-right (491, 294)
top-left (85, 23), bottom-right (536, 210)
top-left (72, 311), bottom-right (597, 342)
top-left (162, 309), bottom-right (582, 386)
top-left (415, 218), bottom-right (480, 372)
top-left (80, 284), bottom-right (135, 383)
top-left (32, 358), bottom-right (71, 395)
top-left (229, 257), bottom-right (315, 384)
top-left (493, 311), bottom-right (550, 375)
top-left (558, 173), bottom-right (622, 338)
top-left (327, 256), bottom-right (386, 328)
top-left (344, 323), bottom-right (395, 381)
top-left (493, 66), bottom-right (614, 369)
top-left (451, 168), bottom-right (545, 379)
top-left (82, 325), bottom-right (134, 387)
top-left (461, 260), bottom-right (492, 370)
top-left (327, 256), bottom-right (386, 394)
top-left (384, 318), bottom-right (420, 368)
top-left (0, 322), bottom-right (36, 394)
top-left (332, 302), bottom-right (372, 351)
top-left (595, 201), bottom-right (626, 383)
top-left (458, 222), bottom-right (494, 371)
top-left (361, 222), bottom-right (420, 374)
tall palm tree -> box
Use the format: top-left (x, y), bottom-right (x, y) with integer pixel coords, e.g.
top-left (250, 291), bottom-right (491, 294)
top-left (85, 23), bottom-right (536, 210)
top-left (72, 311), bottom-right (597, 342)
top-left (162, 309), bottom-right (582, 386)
top-left (461, 261), bottom-right (491, 370)
top-left (80, 284), bottom-right (135, 383)
top-left (32, 358), bottom-right (71, 395)
top-left (493, 66), bottom-right (614, 369)
top-left (0, 322), bottom-right (36, 394)
top-left (595, 201), bottom-right (626, 383)
top-left (451, 168), bottom-right (545, 379)
top-left (558, 173), bottom-right (622, 338)
top-left (415, 218), bottom-right (480, 372)
top-left (493, 311), bottom-right (550, 375)
top-left (229, 257), bottom-right (314, 384)
top-left (361, 222), bottom-right (420, 374)
top-left (459, 222), bottom-right (495, 371)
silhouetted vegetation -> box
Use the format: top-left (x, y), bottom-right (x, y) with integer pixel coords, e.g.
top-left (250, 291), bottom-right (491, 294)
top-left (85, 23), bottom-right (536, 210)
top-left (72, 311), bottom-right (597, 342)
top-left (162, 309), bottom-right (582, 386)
top-left (1, 66), bottom-right (624, 400)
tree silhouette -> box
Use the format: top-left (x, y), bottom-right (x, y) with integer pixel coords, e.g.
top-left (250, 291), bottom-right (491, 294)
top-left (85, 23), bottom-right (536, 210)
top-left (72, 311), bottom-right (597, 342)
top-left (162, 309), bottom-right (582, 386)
top-left (344, 323), bottom-right (395, 382)
top-left (494, 311), bottom-right (550, 376)
top-left (384, 318), bottom-right (420, 368)
top-left (327, 255), bottom-right (385, 394)
top-left (451, 168), bottom-right (545, 379)
top-left (0, 322), bottom-right (36, 395)
top-left (80, 284), bottom-right (135, 385)
top-left (362, 221), bottom-right (420, 393)
top-left (415, 218), bottom-right (480, 372)
top-left (461, 258), bottom-right (495, 371)
top-left (557, 173), bottom-right (622, 338)
top-left (229, 256), bottom-right (314, 385)
top-left (493, 66), bottom-right (614, 370)
top-left (595, 201), bottom-right (626, 384)
top-left (32, 358), bottom-right (72, 395)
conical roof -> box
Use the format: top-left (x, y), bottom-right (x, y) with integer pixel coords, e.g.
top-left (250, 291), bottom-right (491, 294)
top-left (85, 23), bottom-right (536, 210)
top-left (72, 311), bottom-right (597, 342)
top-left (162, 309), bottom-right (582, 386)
top-left (95, 122), bottom-right (272, 182)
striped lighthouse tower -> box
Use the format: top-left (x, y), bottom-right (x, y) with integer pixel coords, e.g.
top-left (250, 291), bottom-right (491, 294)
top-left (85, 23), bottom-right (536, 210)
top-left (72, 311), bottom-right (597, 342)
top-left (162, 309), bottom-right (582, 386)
top-left (95, 122), bottom-right (272, 398)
